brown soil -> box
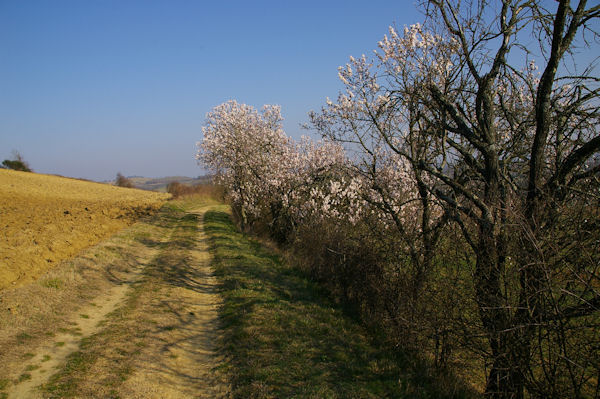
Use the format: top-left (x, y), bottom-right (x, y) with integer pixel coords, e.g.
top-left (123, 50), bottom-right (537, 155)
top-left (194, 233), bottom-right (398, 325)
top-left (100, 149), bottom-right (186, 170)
top-left (0, 169), bottom-right (170, 289)
top-left (0, 198), bottom-right (229, 398)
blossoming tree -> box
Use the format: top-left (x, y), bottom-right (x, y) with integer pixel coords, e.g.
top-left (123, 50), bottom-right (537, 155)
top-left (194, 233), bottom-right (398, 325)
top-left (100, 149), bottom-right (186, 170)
top-left (197, 100), bottom-right (349, 239)
top-left (311, 0), bottom-right (600, 397)
top-left (197, 100), bottom-right (291, 228)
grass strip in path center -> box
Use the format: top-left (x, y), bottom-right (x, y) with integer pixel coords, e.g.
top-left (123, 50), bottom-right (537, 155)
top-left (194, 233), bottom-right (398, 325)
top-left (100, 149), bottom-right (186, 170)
top-left (205, 208), bottom-right (469, 399)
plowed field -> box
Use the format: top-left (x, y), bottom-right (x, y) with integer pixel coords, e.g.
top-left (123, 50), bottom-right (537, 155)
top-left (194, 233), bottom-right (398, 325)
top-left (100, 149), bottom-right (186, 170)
top-left (0, 169), bottom-right (170, 289)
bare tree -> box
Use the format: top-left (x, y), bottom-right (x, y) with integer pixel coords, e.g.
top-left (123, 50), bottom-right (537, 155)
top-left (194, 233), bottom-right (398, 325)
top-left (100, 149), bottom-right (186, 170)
top-left (416, 1), bottom-right (600, 397)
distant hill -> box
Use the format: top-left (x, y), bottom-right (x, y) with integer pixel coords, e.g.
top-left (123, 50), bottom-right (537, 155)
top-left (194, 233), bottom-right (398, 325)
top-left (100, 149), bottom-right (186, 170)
top-left (122, 176), bottom-right (213, 192)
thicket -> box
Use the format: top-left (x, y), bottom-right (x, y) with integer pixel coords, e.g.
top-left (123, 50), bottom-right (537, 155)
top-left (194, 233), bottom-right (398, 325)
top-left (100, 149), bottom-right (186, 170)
top-left (198, 2), bottom-right (600, 398)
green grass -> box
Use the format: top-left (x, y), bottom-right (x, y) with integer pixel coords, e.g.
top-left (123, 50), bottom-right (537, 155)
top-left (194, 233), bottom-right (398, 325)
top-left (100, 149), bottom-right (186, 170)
top-left (205, 208), bottom-right (466, 399)
top-left (16, 332), bottom-right (33, 343)
top-left (43, 349), bottom-right (92, 397)
top-left (0, 379), bottom-right (7, 399)
top-left (40, 278), bottom-right (63, 289)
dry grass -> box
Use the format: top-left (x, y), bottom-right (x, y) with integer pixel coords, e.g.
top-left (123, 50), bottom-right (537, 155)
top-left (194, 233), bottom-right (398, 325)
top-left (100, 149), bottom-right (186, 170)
top-left (0, 169), bottom-right (170, 289)
top-left (0, 207), bottom-right (167, 398)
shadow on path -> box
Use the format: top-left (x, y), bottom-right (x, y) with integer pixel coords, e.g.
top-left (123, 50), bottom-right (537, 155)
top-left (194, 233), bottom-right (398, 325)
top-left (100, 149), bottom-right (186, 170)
top-left (118, 206), bottom-right (229, 398)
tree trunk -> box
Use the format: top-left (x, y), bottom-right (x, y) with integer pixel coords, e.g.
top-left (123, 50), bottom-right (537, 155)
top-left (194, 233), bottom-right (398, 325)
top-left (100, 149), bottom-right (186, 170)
top-left (475, 218), bottom-right (526, 399)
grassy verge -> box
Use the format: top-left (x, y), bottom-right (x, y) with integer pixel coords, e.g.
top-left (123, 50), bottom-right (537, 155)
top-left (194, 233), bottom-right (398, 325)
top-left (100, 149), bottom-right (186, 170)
top-left (206, 209), bottom-right (469, 398)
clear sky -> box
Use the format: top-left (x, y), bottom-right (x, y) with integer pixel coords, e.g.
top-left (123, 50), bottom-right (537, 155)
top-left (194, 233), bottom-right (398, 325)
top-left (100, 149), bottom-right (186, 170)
top-left (0, 0), bottom-right (423, 181)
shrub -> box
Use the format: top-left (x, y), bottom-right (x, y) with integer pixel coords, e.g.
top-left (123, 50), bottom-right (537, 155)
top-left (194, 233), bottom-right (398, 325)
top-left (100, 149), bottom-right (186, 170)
top-left (115, 173), bottom-right (134, 188)
top-left (2, 151), bottom-right (32, 172)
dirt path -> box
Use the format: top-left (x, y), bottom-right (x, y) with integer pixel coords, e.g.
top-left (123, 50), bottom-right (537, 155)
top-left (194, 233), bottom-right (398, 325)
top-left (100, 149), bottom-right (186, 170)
top-left (117, 208), bottom-right (229, 398)
top-left (1, 201), bottom-right (229, 398)
top-left (7, 270), bottom-right (147, 398)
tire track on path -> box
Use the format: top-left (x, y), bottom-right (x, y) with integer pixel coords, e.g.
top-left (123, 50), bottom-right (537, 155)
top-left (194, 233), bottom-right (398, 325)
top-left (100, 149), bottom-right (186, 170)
top-left (4, 220), bottom-right (169, 399)
top-left (7, 201), bottom-right (230, 398)
top-left (117, 206), bottom-right (229, 398)
top-left (3, 200), bottom-right (229, 398)
top-left (7, 267), bottom-right (147, 398)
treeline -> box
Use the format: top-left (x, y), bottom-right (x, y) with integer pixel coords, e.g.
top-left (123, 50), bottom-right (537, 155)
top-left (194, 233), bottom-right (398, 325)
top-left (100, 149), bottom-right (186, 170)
top-left (198, 2), bottom-right (600, 398)
top-left (166, 181), bottom-right (223, 198)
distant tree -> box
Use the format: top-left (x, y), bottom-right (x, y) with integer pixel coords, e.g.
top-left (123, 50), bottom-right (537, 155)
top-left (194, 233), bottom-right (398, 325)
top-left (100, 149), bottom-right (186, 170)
top-left (115, 172), bottom-right (134, 188)
top-left (2, 151), bottom-right (32, 172)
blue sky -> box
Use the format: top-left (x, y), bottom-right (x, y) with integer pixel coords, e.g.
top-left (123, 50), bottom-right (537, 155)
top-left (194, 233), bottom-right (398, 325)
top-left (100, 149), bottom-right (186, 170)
top-left (0, 0), bottom-right (422, 181)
